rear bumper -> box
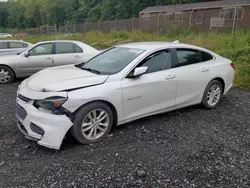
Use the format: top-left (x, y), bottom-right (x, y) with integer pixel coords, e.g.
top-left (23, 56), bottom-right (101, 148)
top-left (16, 98), bottom-right (73, 150)
top-left (224, 83), bottom-right (233, 95)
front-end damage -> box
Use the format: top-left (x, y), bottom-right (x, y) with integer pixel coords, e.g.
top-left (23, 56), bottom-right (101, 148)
top-left (16, 83), bottom-right (74, 150)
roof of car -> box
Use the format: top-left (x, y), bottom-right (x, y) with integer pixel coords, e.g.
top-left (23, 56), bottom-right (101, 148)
top-left (37, 40), bottom-right (84, 45)
top-left (0, 40), bottom-right (31, 43)
top-left (116, 42), bottom-right (200, 51)
top-left (35, 40), bottom-right (99, 52)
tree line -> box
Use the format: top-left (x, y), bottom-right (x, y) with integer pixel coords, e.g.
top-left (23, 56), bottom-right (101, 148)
top-left (0, 0), bottom-right (212, 29)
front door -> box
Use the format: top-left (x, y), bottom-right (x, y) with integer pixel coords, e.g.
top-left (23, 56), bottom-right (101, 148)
top-left (122, 50), bottom-right (177, 121)
top-left (20, 43), bottom-right (54, 76)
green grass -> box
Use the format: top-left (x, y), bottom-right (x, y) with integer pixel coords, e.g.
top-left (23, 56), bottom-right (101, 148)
top-left (14, 29), bottom-right (250, 89)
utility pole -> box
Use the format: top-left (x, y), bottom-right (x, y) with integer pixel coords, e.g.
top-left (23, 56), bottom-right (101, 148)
top-left (232, 1), bottom-right (239, 35)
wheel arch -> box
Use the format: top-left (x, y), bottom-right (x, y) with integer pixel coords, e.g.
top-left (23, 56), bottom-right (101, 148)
top-left (73, 100), bottom-right (118, 127)
top-left (0, 64), bottom-right (17, 78)
top-left (211, 77), bottom-right (225, 94)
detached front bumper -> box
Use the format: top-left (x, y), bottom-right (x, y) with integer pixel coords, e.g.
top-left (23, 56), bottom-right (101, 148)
top-left (16, 97), bottom-right (73, 150)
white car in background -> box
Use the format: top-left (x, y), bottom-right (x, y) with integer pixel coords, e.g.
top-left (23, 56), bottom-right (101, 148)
top-left (0, 40), bottom-right (33, 56)
top-left (0, 40), bottom-right (100, 83)
top-left (16, 42), bottom-right (235, 150)
top-left (0, 33), bottom-right (12, 38)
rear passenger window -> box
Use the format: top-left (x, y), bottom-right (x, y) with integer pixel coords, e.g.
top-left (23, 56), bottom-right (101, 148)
top-left (56, 43), bottom-right (75, 54)
top-left (176, 49), bottom-right (201, 67)
top-left (9, 42), bottom-right (24, 48)
top-left (201, 51), bottom-right (213, 61)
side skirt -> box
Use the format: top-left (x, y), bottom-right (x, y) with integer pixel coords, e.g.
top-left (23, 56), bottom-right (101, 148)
top-left (117, 101), bottom-right (201, 126)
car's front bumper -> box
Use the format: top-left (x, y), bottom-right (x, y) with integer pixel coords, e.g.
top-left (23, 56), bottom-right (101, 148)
top-left (16, 97), bottom-right (73, 150)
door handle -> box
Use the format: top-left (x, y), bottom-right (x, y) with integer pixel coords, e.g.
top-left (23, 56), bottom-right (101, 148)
top-left (74, 55), bottom-right (81, 58)
top-left (201, 68), bottom-right (209, 72)
top-left (165, 75), bottom-right (175, 80)
top-left (46, 57), bottom-right (54, 65)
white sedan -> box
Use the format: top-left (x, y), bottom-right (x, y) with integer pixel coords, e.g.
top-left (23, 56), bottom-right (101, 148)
top-left (16, 42), bottom-right (235, 149)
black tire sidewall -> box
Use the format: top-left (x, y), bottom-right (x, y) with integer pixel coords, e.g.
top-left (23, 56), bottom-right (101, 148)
top-left (71, 102), bottom-right (113, 144)
top-left (0, 65), bottom-right (15, 84)
top-left (202, 80), bottom-right (223, 109)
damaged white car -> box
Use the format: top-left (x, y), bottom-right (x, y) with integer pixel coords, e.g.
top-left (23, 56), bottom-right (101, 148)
top-left (16, 42), bottom-right (235, 149)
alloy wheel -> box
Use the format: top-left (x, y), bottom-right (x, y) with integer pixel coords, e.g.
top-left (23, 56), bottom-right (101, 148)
top-left (0, 68), bottom-right (11, 84)
top-left (207, 84), bottom-right (221, 106)
top-left (81, 109), bottom-right (109, 140)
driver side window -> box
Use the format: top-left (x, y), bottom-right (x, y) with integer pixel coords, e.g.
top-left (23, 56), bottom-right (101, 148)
top-left (29, 43), bottom-right (53, 56)
top-left (139, 50), bottom-right (172, 74)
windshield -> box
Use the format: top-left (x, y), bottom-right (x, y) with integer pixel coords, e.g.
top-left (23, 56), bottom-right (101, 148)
top-left (81, 47), bottom-right (145, 74)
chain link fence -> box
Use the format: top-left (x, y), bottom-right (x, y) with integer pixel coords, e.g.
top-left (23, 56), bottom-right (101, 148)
top-left (1, 7), bottom-right (249, 36)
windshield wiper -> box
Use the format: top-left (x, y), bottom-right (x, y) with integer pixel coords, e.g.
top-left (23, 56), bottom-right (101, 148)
top-left (81, 67), bottom-right (100, 74)
top-left (74, 64), bottom-right (100, 74)
top-left (75, 64), bottom-right (81, 68)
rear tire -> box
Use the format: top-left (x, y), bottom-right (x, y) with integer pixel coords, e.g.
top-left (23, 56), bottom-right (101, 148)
top-left (0, 65), bottom-right (15, 84)
top-left (71, 102), bottom-right (113, 145)
top-left (201, 80), bottom-right (223, 109)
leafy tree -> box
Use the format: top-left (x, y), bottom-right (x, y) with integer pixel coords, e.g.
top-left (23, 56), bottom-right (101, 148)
top-left (0, 0), bottom-right (214, 28)
top-left (0, 3), bottom-right (8, 28)
top-left (6, 0), bottom-right (25, 28)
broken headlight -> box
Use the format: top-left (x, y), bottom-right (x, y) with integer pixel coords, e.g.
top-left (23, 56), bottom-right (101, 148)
top-left (34, 97), bottom-right (67, 115)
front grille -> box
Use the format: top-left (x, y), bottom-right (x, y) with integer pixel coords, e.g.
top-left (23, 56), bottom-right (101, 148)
top-left (18, 94), bottom-right (31, 103)
top-left (16, 103), bottom-right (27, 120)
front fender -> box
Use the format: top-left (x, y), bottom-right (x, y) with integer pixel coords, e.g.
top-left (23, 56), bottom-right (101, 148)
top-left (63, 81), bottom-right (123, 122)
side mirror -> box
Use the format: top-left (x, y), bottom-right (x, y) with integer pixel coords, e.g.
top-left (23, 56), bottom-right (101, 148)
top-left (128, 67), bottom-right (148, 78)
top-left (24, 52), bottom-right (29, 57)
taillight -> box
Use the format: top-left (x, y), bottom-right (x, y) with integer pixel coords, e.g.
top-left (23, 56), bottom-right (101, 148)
top-left (230, 63), bottom-right (235, 70)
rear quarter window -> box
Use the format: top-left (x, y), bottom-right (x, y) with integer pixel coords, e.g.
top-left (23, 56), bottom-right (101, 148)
top-left (201, 51), bottom-right (214, 62)
top-left (75, 44), bottom-right (83, 53)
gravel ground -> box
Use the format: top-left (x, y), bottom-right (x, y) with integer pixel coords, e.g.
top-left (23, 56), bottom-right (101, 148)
top-left (0, 81), bottom-right (250, 188)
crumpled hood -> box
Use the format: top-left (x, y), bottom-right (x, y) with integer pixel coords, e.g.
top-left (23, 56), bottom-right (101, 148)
top-left (26, 65), bottom-right (109, 92)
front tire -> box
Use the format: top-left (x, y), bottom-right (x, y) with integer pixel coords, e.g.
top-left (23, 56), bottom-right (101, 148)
top-left (71, 102), bottom-right (113, 144)
top-left (0, 65), bottom-right (15, 84)
top-left (201, 80), bottom-right (223, 109)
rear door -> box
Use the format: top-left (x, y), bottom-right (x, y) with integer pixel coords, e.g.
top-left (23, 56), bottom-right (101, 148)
top-left (172, 48), bottom-right (215, 107)
top-left (53, 42), bottom-right (84, 66)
